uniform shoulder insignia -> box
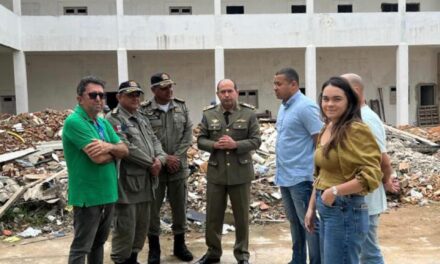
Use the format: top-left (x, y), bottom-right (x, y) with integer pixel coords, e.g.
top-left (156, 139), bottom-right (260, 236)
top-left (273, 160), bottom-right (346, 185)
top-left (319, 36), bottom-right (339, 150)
top-left (111, 107), bottom-right (119, 115)
top-left (173, 97), bottom-right (185, 103)
top-left (203, 104), bottom-right (216, 111)
top-left (240, 102), bottom-right (255, 109)
top-left (140, 100), bottom-right (152, 107)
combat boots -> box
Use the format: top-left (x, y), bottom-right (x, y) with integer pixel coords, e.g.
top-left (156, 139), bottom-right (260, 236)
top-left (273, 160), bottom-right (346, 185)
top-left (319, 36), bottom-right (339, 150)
top-left (173, 233), bottom-right (194, 262)
top-left (148, 235), bottom-right (161, 264)
top-left (128, 252), bottom-right (140, 264)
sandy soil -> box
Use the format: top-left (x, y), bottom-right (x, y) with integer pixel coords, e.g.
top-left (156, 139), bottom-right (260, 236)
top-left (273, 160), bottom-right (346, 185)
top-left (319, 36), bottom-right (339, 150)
top-left (0, 203), bottom-right (439, 264)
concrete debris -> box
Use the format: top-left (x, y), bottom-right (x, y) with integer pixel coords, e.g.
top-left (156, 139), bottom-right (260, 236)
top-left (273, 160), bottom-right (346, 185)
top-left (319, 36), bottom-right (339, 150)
top-left (17, 227), bottom-right (42, 238)
top-left (2, 109), bottom-right (440, 238)
top-left (0, 109), bottom-right (70, 154)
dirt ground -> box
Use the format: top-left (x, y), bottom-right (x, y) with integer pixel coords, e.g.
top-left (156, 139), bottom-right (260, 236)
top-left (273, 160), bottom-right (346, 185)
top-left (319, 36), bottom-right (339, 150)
top-left (0, 203), bottom-right (439, 264)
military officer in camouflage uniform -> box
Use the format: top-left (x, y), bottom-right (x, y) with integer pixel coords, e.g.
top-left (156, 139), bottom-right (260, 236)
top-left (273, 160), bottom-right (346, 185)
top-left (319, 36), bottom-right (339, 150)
top-left (106, 81), bottom-right (167, 264)
top-left (140, 73), bottom-right (193, 264)
top-left (196, 79), bottom-right (261, 264)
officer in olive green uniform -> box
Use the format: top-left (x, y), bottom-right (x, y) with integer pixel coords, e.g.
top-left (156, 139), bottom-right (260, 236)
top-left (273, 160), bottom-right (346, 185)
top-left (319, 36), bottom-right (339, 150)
top-left (196, 79), bottom-right (261, 264)
top-left (140, 73), bottom-right (193, 264)
top-left (106, 81), bottom-right (167, 264)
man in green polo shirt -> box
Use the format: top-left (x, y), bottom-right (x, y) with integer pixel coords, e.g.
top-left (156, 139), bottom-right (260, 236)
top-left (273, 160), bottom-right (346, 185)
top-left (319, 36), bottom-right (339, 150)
top-left (63, 76), bottom-right (128, 264)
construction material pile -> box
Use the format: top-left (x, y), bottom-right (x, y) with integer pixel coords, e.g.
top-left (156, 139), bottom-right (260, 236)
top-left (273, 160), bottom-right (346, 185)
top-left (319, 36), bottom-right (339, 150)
top-left (398, 125), bottom-right (440, 143)
top-left (2, 108), bottom-right (440, 237)
top-left (386, 126), bottom-right (440, 206)
top-left (0, 109), bottom-right (70, 154)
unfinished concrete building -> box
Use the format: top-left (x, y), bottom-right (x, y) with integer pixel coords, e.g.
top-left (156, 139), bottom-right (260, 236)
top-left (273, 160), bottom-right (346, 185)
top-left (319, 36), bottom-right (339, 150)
top-left (1, 0), bottom-right (440, 125)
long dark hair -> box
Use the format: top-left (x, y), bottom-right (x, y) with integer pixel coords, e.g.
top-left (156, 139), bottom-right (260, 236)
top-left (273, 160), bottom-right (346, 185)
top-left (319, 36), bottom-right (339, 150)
top-left (319, 76), bottom-right (361, 158)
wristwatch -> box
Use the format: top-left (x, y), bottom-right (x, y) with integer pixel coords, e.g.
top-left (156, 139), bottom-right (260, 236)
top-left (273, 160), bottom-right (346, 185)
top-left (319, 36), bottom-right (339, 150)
top-left (331, 186), bottom-right (339, 196)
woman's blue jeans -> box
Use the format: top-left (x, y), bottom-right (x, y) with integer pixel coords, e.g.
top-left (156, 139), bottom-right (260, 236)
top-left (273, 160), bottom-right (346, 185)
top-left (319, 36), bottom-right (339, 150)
top-left (316, 191), bottom-right (369, 264)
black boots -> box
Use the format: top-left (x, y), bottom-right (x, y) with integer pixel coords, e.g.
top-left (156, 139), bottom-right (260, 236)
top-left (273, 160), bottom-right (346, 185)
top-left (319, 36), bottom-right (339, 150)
top-left (128, 252), bottom-right (140, 264)
top-left (148, 234), bottom-right (193, 263)
top-left (148, 235), bottom-right (161, 264)
top-left (173, 233), bottom-right (194, 262)
top-left (114, 252), bottom-right (139, 264)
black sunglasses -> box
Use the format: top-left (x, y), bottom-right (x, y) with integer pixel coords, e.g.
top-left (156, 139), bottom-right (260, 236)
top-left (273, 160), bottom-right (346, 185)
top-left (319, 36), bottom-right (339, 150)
top-left (87, 92), bottom-right (106, 100)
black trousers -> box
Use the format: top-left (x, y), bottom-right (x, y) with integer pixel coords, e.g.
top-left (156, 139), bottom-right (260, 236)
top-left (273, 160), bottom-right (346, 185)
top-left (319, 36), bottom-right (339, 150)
top-left (68, 203), bottom-right (114, 264)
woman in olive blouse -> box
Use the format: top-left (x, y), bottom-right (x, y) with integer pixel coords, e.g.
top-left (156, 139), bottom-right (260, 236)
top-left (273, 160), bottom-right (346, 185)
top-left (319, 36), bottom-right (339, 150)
top-left (305, 76), bottom-right (382, 264)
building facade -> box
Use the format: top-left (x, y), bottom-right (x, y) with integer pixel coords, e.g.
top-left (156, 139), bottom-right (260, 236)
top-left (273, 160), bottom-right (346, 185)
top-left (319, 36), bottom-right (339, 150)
top-left (0, 0), bottom-right (440, 125)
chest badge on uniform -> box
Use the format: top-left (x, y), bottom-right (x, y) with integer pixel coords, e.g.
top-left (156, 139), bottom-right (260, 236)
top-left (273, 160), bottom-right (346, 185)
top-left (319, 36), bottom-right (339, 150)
top-left (212, 119), bottom-right (219, 124)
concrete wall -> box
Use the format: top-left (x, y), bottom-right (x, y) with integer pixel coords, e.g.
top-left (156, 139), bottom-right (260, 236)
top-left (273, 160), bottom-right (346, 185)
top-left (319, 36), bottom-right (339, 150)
top-left (0, 5), bottom-right (20, 49)
top-left (0, 52), bottom-right (14, 96)
top-left (221, 0), bottom-right (306, 14)
top-left (26, 52), bottom-right (118, 111)
top-left (20, 0), bottom-right (116, 16)
top-left (18, 12), bottom-right (440, 52)
top-left (9, 0), bottom-right (440, 16)
top-left (224, 48), bottom-right (305, 117)
top-left (16, 46), bottom-right (440, 125)
top-left (316, 46), bottom-right (439, 125)
top-left (0, 0), bottom-right (12, 11)
top-left (315, 0), bottom-right (440, 13)
top-left (124, 0), bottom-right (214, 15)
top-left (127, 50), bottom-right (215, 124)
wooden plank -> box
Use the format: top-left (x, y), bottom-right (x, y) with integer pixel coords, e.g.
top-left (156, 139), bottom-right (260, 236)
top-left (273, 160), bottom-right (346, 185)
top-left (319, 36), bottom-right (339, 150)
top-left (385, 124), bottom-right (439, 147)
top-left (0, 187), bottom-right (26, 218)
top-left (0, 168), bottom-right (67, 219)
top-left (0, 147), bottom-right (36, 164)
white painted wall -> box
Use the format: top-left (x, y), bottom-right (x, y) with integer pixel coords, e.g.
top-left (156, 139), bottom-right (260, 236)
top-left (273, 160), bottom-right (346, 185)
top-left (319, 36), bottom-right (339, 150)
top-left (18, 12), bottom-right (440, 52)
top-left (21, 16), bottom-right (119, 51)
top-left (20, 0), bottom-right (116, 16)
top-left (5, 0), bottom-right (440, 16)
top-left (0, 53), bottom-right (14, 96)
top-left (127, 50), bottom-right (215, 124)
top-left (221, 0), bottom-right (306, 14)
top-left (312, 0), bottom-right (440, 13)
top-left (26, 52), bottom-right (118, 111)
top-left (0, 4), bottom-right (20, 49)
top-left (124, 0), bottom-right (213, 15)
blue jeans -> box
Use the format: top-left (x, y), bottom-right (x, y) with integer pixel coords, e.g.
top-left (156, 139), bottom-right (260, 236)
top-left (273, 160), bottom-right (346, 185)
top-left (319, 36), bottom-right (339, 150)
top-left (360, 214), bottom-right (384, 264)
top-left (316, 191), bottom-right (369, 264)
top-left (281, 181), bottom-right (321, 264)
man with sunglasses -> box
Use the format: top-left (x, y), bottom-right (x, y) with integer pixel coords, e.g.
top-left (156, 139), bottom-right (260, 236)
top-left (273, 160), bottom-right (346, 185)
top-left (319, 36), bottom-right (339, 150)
top-left (63, 76), bottom-right (128, 264)
top-left (106, 80), bottom-right (167, 264)
top-left (140, 73), bottom-right (193, 264)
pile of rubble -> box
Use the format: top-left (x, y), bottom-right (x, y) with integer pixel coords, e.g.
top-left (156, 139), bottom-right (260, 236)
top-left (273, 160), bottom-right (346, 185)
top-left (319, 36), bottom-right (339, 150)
top-left (2, 108), bottom-right (440, 237)
top-left (0, 109), bottom-right (70, 240)
top-left (398, 125), bottom-right (440, 143)
top-left (386, 126), bottom-right (440, 206)
top-left (0, 109), bottom-right (70, 154)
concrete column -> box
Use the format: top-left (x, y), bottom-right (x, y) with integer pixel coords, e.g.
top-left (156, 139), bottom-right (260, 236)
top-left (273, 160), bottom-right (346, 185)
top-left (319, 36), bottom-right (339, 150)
top-left (396, 43), bottom-right (409, 125)
top-left (398, 0), bottom-right (406, 13)
top-left (13, 51), bottom-right (28, 113)
top-left (214, 46), bottom-right (225, 101)
top-left (305, 45), bottom-right (317, 101)
top-left (117, 49), bottom-right (129, 84)
top-left (214, 0), bottom-right (221, 15)
top-left (13, 0), bottom-right (21, 15)
top-left (306, 0), bottom-right (314, 14)
top-left (116, 0), bottom-right (124, 16)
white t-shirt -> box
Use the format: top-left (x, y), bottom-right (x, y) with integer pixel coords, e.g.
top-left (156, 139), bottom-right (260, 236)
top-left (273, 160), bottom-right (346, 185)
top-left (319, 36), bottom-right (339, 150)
top-left (158, 102), bottom-right (171, 112)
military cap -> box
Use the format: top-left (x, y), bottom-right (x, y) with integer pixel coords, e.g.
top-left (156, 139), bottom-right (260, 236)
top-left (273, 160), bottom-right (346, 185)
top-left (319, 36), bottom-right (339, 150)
top-left (118, 80), bottom-right (144, 94)
top-left (150, 73), bottom-right (176, 89)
